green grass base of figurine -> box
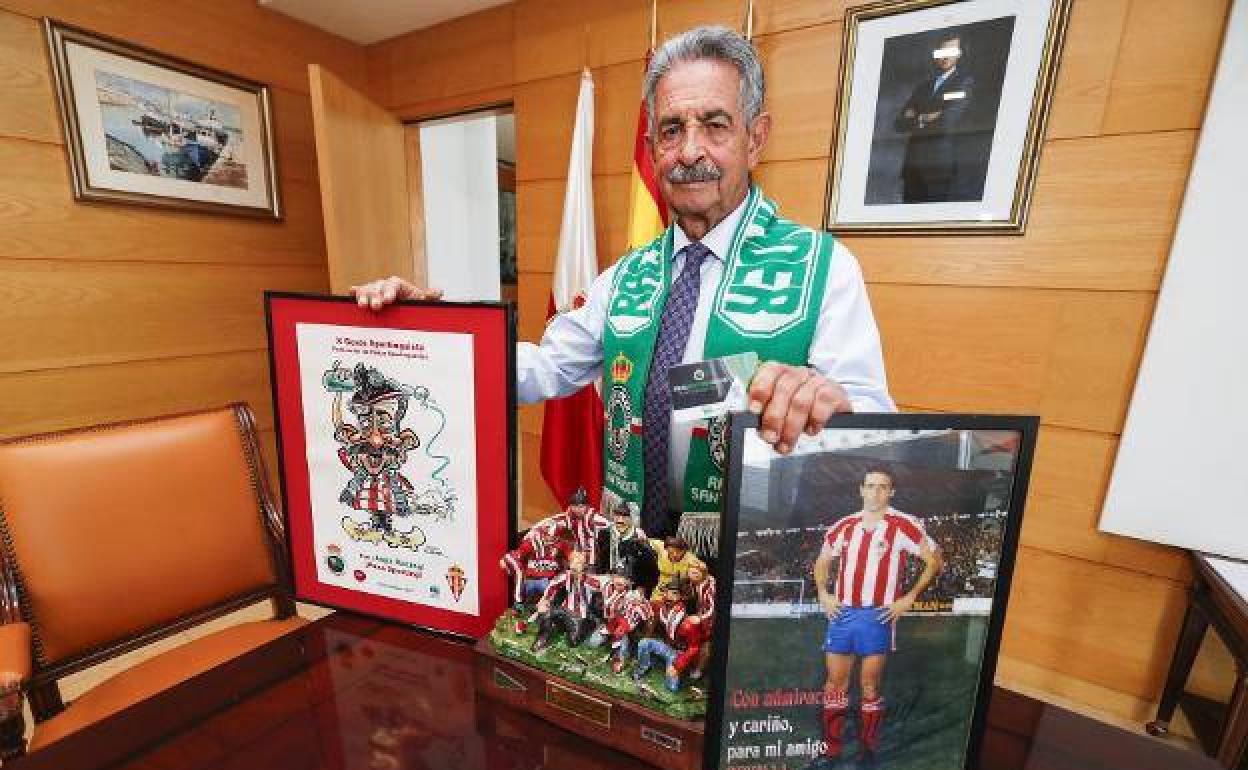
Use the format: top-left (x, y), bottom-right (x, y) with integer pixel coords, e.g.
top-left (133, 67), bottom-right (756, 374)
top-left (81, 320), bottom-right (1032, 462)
top-left (486, 610), bottom-right (707, 722)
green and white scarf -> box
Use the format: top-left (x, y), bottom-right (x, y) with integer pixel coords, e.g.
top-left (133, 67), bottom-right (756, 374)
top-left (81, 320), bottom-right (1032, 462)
top-left (601, 185), bottom-right (835, 525)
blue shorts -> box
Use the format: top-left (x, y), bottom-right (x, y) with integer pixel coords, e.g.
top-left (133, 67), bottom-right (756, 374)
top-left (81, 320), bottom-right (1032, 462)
top-left (823, 606), bottom-right (893, 656)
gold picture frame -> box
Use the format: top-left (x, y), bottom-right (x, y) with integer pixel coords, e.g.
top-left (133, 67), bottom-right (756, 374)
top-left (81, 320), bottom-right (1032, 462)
top-left (44, 19), bottom-right (282, 219)
top-left (824, 0), bottom-right (1072, 234)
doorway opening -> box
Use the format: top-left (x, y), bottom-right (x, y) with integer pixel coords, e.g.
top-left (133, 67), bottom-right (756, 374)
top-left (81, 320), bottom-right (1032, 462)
top-left (409, 106), bottom-right (515, 303)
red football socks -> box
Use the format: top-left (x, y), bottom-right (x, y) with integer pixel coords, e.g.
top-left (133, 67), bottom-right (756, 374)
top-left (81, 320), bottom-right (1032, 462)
top-left (823, 690), bottom-right (849, 757)
top-left (861, 697), bottom-right (885, 753)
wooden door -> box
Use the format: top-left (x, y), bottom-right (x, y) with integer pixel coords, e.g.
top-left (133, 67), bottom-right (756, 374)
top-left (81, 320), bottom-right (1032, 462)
top-left (308, 65), bottom-right (426, 293)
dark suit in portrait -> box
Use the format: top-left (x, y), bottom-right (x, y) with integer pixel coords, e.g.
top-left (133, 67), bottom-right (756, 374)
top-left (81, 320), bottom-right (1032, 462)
top-left (894, 67), bottom-right (975, 203)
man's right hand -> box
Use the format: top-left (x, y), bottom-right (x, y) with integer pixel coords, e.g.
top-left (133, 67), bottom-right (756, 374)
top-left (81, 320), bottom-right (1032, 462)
top-left (350, 276), bottom-right (443, 311)
top-left (819, 593), bottom-right (841, 619)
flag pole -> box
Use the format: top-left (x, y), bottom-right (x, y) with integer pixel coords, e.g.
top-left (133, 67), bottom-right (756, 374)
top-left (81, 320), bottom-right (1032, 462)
top-left (650, 0), bottom-right (657, 50)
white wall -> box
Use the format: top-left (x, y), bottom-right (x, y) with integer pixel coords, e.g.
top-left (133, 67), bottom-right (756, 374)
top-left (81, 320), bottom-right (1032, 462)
top-left (1098, 0), bottom-right (1247, 560)
top-left (419, 113), bottom-right (501, 301)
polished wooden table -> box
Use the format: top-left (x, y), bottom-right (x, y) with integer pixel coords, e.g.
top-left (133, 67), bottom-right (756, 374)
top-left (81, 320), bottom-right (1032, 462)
top-left (1149, 552), bottom-right (1248, 768)
top-left (8, 612), bottom-right (1221, 770)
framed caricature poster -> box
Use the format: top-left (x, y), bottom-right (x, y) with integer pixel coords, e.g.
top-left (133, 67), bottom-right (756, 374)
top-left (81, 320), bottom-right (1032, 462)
top-left (706, 413), bottom-right (1037, 770)
top-left (266, 293), bottom-right (515, 638)
top-left (825, 0), bottom-right (1071, 233)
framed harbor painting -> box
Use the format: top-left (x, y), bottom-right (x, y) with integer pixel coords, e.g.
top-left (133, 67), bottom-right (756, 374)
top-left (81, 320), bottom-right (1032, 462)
top-left (44, 19), bottom-right (281, 218)
top-left (825, 0), bottom-right (1071, 233)
top-left (265, 293), bottom-right (516, 638)
top-left (706, 412), bottom-right (1038, 770)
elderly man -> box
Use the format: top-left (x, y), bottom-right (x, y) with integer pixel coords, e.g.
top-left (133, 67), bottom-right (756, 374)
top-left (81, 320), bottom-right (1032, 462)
top-left (353, 26), bottom-right (894, 541)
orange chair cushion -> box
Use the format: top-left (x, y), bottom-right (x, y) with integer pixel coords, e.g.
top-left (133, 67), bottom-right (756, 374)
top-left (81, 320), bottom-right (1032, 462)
top-left (29, 617), bottom-right (307, 751)
top-left (0, 408), bottom-right (280, 666)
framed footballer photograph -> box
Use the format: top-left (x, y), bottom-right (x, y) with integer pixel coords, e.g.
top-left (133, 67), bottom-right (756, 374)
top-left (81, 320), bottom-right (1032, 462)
top-left (44, 19), bottom-right (281, 218)
top-left (265, 293), bottom-right (516, 638)
top-left (825, 0), bottom-right (1071, 233)
top-left (705, 413), bottom-right (1038, 770)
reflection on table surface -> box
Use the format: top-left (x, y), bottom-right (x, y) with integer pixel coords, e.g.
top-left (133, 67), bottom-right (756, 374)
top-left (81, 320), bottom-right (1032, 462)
top-left (9, 612), bottom-right (1222, 770)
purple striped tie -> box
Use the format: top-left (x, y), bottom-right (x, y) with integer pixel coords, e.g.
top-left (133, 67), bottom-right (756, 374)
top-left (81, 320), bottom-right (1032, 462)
top-left (641, 241), bottom-right (711, 536)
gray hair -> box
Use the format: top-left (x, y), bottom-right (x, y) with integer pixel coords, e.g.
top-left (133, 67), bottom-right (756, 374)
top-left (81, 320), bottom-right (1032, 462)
top-left (643, 25), bottom-right (765, 134)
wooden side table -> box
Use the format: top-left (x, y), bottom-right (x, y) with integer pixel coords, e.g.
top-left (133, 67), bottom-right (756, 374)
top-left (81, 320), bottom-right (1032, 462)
top-left (1147, 552), bottom-right (1248, 768)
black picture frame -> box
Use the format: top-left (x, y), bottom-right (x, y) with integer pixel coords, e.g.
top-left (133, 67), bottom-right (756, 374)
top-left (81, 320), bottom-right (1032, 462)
top-left (705, 412), bottom-right (1038, 770)
top-left (264, 292), bottom-right (517, 639)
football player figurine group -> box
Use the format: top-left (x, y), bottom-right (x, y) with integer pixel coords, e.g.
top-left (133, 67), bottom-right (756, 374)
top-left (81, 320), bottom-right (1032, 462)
top-left (498, 488), bottom-right (716, 693)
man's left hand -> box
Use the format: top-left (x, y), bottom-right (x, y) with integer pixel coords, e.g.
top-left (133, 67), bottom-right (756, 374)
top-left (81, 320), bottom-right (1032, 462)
top-left (877, 596), bottom-right (915, 623)
top-left (748, 363), bottom-right (851, 454)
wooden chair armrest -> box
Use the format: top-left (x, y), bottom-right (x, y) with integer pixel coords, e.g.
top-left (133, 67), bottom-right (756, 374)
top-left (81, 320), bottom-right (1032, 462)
top-left (0, 623), bottom-right (30, 683)
top-left (0, 623), bottom-right (30, 763)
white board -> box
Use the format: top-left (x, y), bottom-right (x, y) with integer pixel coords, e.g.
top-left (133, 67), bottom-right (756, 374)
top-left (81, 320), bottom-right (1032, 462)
top-left (1098, 0), bottom-right (1247, 561)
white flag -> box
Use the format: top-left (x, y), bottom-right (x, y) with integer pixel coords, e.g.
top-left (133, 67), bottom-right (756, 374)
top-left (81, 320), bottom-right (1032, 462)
top-left (551, 69), bottom-right (597, 312)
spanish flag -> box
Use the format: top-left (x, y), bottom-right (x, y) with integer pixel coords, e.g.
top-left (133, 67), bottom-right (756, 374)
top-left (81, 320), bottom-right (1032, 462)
top-left (626, 53), bottom-right (670, 249)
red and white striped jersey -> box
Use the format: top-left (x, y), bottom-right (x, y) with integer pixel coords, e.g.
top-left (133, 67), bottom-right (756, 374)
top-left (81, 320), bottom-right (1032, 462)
top-left (502, 534), bottom-right (571, 580)
top-left (533, 508), bottom-right (610, 564)
top-left (653, 599), bottom-right (688, 642)
top-left (689, 576), bottom-right (716, 623)
top-left (819, 509), bottom-right (936, 608)
top-left (541, 571), bottom-right (602, 618)
top-left (601, 580), bottom-right (631, 619)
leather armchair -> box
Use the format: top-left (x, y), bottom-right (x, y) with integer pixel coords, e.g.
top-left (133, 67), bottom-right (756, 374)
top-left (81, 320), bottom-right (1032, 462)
top-left (0, 405), bottom-right (305, 758)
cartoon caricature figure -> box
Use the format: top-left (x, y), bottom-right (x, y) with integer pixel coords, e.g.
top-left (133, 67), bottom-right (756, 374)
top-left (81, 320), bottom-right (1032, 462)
top-left (325, 363), bottom-right (425, 546)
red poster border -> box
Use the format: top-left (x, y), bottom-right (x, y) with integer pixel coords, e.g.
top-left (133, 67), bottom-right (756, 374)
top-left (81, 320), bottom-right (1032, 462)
top-left (264, 292), bottom-right (515, 639)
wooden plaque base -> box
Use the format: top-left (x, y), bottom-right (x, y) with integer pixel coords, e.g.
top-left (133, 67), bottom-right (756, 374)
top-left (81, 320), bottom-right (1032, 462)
top-left (474, 639), bottom-right (704, 770)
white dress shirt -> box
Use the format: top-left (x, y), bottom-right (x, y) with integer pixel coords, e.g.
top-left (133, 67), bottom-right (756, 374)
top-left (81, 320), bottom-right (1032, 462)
top-left (517, 193), bottom-right (896, 507)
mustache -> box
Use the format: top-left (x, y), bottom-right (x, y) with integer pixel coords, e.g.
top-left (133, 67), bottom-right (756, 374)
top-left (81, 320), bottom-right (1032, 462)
top-left (666, 161), bottom-right (722, 184)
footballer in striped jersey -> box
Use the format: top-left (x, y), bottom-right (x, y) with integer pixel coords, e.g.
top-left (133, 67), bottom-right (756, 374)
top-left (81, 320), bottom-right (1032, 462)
top-left (813, 469), bottom-right (943, 762)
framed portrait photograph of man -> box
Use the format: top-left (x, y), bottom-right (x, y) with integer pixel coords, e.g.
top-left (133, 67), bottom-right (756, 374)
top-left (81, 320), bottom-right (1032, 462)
top-left (825, 0), bottom-right (1072, 233)
top-left (705, 413), bottom-right (1038, 770)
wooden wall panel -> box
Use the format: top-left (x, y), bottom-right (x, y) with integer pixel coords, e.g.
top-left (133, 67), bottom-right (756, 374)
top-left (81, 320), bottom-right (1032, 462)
top-left (594, 173), bottom-right (633, 263)
top-left (0, 260), bottom-right (326, 372)
top-left (594, 60), bottom-right (646, 178)
top-left (999, 546), bottom-right (1188, 700)
top-left (752, 158), bottom-right (830, 228)
top-left (517, 174), bottom-right (631, 276)
top-left (751, 0), bottom-right (852, 36)
top-left (515, 73), bottom-right (581, 181)
top-left (516, 178), bottom-right (562, 276)
top-left (0, 139), bottom-right (325, 266)
top-left (516, 271), bottom-right (553, 343)
top-left (755, 23), bottom-right (840, 162)
top-left (520, 427), bottom-right (560, 526)
top-left (1100, 0), bottom-right (1230, 134)
top-left (1045, 0), bottom-right (1129, 139)
top-left (388, 86), bottom-right (516, 124)
top-left (655, 0), bottom-right (740, 39)
top-left (0, 0), bottom-right (366, 94)
top-left (513, 0), bottom-right (646, 85)
top-left (367, 4), bottom-right (513, 110)
top-left (848, 131), bottom-right (1193, 291)
top-left (0, 350), bottom-right (276, 439)
top-left (0, 11), bottom-right (59, 143)
top-left (269, 87), bottom-right (320, 183)
top-left (873, 285), bottom-right (1152, 434)
top-left (754, 131), bottom-right (1194, 292)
